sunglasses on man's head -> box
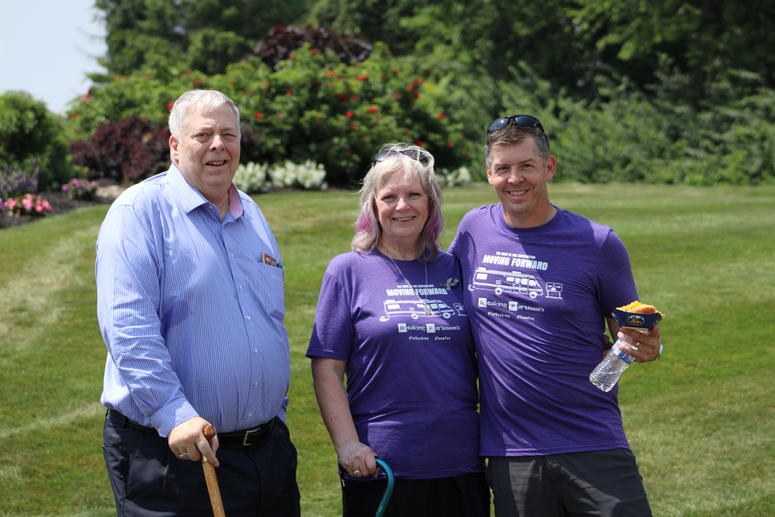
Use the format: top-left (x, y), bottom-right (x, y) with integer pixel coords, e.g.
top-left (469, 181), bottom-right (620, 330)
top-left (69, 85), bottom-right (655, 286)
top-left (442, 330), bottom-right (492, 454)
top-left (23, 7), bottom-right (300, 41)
top-left (487, 114), bottom-right (548, 143)
top-left (372, 149), bottom-right (431, 166)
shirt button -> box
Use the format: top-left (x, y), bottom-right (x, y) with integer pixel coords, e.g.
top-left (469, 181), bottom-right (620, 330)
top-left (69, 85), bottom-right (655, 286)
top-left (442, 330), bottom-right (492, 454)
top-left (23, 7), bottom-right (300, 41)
top-left (247, 413), bottom-right (253, 417)
top-left (229, 252), bottom-right (235, 259)
top-left (239, 284), bottom-right (245, 290)
top-left (246, 315), bottom-right (252, 320)
top-left (254, 348), bottom-right (259, 353)
top-left (253, 382), bottom-right (259, 387)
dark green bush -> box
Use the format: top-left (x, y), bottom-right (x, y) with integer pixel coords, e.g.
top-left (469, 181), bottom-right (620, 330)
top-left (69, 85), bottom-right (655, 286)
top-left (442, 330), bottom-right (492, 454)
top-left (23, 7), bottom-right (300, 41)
top-left (0, 91), bottom-right (76, 189)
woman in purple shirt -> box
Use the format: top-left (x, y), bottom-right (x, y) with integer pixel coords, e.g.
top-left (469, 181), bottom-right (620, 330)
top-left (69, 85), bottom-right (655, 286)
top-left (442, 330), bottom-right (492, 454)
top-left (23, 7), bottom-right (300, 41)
top-left (307, 144), bottom-right (489, 517)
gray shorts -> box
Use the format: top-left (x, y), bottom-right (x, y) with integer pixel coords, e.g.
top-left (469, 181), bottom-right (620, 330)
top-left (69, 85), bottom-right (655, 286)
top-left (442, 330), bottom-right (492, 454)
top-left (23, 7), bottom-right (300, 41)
top-left (487, 449), bottom-right (652, 517)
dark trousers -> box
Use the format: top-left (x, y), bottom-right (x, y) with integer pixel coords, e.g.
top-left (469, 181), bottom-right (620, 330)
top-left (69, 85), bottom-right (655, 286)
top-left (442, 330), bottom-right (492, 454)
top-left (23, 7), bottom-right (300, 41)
top-left (487, 449), bottom-right (652, 517)
top-left (342, 471), bottom-right (490, 517)
top-left (103, 411), bottom-right (300, 517)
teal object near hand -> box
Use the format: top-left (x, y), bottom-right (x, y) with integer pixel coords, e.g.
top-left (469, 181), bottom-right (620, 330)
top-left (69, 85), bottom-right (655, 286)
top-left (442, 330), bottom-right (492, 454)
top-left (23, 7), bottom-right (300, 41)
top-left (374, 459), bottom-right (395, 517)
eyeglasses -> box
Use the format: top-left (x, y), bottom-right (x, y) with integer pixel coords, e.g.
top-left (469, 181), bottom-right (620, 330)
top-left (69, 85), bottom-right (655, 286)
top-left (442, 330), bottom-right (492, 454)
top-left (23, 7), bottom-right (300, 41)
top-left (372, 148), bottom-right (431, 166)
top-left (487, 115), bottom-right (549, 143)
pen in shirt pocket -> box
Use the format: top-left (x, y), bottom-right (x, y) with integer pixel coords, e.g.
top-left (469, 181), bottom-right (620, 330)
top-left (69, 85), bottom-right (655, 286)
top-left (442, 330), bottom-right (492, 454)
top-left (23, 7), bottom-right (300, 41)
top-left (261, 252), bottom-right (282, 269)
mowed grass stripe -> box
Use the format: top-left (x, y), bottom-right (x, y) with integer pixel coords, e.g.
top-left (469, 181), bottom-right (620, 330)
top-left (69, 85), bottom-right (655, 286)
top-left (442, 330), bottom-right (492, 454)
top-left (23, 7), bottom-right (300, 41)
top-left (0, 217), bottom-right (100, 355)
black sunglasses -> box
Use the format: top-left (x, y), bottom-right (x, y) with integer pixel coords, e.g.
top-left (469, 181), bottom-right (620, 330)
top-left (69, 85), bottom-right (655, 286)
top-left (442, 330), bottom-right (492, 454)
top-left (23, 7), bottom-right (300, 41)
top-left (487, 114), bottom-right (549, 143)
top-left (372, 148), bottom-right (431, 166)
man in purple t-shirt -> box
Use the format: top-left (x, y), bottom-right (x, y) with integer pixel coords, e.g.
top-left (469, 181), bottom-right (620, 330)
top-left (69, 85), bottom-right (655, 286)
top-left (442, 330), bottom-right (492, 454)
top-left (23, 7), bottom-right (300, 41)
top-left (449, 115), bottom-right (663, 517)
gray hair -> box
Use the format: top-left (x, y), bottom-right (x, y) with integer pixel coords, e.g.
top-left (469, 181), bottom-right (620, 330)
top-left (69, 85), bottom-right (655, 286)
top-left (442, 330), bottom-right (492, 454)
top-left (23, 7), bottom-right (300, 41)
top-left (352, 143), bottom-right (443, 261)
top-left (168, 90), bottom-right (241, 139)
top-left (485, 123), bottom-right (550, 166)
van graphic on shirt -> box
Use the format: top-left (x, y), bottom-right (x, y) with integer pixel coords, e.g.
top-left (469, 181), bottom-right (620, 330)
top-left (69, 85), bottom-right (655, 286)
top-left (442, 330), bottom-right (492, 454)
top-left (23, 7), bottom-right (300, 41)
top-left (468, 267), bottom-right (544, 299)
top-left (379, 299), bottom-right (456, 321)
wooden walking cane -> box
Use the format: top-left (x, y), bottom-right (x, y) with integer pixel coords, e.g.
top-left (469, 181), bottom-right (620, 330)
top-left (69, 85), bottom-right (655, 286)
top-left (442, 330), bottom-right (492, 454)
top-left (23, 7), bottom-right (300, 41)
top-left (202, 424), bottom-right (226, 517)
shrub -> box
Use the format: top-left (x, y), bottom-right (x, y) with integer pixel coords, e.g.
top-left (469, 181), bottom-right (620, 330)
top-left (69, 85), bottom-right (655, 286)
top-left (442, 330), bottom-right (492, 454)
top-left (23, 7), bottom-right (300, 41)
top-left (61, 178), bottom-right (99, 201)
top-left (233, 162), bottom-right (270, 193)
top-left (1, 193), bottom-right (53, 217)
top-left (66, 41), bottom-right (476, 187)
top-left (270, 160), bottom-right (328, 190)
top-left (1, 163), bottom-right (40, 197)
top-left (0, 91), bottom-right (76, 189)
top-left (71, 115), bottom-right (170, 185)
top-left (437, 166), bottom-right (474, 188)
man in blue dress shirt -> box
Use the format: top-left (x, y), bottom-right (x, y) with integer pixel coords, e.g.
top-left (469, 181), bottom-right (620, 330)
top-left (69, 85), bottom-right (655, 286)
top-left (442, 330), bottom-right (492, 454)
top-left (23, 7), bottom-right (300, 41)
top-left (96, 89), bottom-right (300, 516)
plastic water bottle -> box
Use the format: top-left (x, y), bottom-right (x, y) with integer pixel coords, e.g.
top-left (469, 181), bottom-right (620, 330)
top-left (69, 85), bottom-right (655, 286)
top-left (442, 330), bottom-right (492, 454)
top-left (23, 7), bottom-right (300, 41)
top-left (589, 340), bottom-right (635, 392)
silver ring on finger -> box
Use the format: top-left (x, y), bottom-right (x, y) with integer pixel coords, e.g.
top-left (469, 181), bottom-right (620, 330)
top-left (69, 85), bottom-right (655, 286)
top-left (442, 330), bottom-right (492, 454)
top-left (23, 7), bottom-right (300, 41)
top-left (353, 469), bottom-right (361, 475)
top-left (178, 451), bottom-right (190, 460)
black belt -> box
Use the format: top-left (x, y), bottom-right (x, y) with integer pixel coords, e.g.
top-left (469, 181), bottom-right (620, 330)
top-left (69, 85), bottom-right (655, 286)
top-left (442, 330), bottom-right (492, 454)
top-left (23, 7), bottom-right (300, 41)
top-left (107, 409), bottom-right (275, 447)
top-left (217, 418), bottom-right (276, 447)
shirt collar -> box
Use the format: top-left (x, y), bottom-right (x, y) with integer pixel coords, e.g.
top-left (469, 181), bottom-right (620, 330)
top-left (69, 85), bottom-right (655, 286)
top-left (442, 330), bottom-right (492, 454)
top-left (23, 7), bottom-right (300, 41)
top-left (167, 164), bottom-right (243, 219)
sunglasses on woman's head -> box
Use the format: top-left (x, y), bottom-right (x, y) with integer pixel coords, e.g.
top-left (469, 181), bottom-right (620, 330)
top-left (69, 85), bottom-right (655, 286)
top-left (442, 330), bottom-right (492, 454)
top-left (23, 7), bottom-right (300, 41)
top-left (372, 149), bottom-right (431, 166)
top-left (487, 114), bottom-right (549, 143)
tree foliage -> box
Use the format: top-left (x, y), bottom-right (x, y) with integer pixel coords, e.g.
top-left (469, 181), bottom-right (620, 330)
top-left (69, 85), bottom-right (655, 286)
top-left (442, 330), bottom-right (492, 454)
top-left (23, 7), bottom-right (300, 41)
top-left (94, 0), bottom-right (311, 76)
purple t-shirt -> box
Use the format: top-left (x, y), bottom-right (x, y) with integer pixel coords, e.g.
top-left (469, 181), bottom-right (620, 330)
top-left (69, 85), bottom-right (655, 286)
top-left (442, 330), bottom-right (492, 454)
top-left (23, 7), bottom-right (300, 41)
top-left (450, 204), bottom-right (638, 457)
top-left (306, 250), bottom-right (482, 478)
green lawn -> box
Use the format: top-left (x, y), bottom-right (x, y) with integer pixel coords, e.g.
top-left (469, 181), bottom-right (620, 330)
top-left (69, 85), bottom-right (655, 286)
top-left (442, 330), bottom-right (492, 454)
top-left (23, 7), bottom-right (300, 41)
top-left (0, 183), bottom-right (773, 516)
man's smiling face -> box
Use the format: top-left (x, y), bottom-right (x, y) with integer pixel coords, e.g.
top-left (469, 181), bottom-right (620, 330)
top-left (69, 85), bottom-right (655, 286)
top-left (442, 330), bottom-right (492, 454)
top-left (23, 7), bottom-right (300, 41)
top-left (170, 103), bottom-right (240, 202)
top-left (487, 137), bottom-right (556, 228)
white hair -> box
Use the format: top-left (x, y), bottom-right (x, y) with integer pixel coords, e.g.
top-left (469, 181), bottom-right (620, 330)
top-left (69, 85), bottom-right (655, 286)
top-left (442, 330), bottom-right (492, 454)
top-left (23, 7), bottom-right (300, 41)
top-left (168, 90), bottom-right (240, 139)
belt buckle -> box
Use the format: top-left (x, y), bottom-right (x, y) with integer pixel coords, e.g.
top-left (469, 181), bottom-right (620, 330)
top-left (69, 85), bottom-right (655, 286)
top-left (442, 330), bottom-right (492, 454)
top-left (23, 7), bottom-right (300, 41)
top-left (242, 425), bottom-right (261, 447)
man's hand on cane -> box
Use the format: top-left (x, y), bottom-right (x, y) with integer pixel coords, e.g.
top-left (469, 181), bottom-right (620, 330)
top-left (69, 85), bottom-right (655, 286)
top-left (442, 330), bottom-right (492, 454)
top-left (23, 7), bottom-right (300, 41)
top-left (168, 416), bottom-right (220, 467)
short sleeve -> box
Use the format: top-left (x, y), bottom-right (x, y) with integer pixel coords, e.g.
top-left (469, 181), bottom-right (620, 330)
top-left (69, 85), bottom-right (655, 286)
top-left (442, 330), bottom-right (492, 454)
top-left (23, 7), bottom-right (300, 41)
top-left (306, 270), bottom-right (355, 360)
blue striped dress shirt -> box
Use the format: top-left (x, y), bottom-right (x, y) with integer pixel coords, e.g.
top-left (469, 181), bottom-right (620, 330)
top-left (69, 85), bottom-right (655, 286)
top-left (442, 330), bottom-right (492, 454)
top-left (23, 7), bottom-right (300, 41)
top-left (96, 164), bottom-right (290, 437)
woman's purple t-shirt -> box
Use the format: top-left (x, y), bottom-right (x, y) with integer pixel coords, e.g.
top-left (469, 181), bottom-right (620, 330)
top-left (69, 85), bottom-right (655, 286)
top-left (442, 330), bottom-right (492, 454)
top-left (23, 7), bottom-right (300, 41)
top-left (306, 250), bottom-right (482, 478)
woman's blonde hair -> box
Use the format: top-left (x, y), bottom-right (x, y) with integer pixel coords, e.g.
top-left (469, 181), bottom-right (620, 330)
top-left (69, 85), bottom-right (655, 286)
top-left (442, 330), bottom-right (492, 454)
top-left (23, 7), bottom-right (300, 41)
top-left (351, 143), bottom-right (442, 261)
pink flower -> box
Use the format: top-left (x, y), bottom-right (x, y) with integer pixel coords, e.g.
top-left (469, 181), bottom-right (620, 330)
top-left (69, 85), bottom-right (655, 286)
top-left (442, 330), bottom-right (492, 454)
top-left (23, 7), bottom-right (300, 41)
top-left (22, 196), bottom-right (33, 211)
